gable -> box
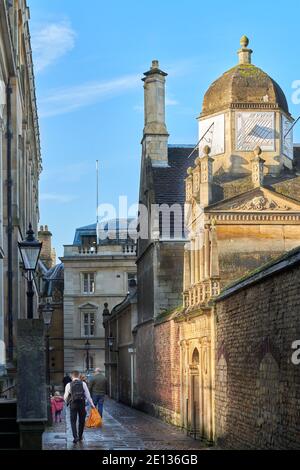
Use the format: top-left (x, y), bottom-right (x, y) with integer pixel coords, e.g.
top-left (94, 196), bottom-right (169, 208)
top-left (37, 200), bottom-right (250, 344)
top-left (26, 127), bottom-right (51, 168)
top-left (207, 187), bottom-right (300, 213)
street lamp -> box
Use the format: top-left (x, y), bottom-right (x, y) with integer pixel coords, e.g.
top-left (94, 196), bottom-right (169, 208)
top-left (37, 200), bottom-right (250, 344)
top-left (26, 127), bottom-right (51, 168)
top-left (85, 339), bottom-right (91, 373)
top-left (42, 301), bottom-right (54, 425)
top-left (108, 334), bottom-right (114, 350)
top-left (18, 223), bottom-right (42, 319)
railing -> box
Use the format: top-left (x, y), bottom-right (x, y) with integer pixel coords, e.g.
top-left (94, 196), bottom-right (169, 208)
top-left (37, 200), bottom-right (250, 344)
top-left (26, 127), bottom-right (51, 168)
top-left (122, 244), bottom-right (136, 254)
top-left (78, 247), bottom-right (98, 255)
top-left (64, 244), bottom-right (137, 257)
top-left (0, 384), bottom-right (16, 398)
top-left (184, 279), bottom-right (220, 309)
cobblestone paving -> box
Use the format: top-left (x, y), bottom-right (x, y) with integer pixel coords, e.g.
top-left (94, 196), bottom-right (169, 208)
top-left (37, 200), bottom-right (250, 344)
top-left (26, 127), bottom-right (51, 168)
top-left (43, 398), bottom-right (210, 451)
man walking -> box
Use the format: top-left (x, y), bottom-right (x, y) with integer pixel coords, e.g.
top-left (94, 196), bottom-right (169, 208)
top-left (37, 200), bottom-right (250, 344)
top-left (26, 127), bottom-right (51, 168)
top-left (89, 368), bottom-right (107, 417)
top-left (62, 373), bottom-right (72, 390)
top-left (64, 370), bottom-right (95, 444)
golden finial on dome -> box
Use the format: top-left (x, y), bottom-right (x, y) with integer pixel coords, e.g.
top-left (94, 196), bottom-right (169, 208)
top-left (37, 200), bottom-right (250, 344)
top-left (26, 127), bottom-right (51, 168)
top-left (240, 35), bottom-right (249, 48)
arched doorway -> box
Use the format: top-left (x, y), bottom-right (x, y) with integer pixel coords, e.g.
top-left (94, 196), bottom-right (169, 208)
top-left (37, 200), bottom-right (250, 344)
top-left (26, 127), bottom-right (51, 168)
top-left (190, 347), bottom-right (200, 438)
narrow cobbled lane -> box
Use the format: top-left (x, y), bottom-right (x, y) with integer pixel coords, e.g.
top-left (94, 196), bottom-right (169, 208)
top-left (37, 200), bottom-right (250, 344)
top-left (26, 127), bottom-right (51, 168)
top-left (43, 398), bottom-right (210, 451)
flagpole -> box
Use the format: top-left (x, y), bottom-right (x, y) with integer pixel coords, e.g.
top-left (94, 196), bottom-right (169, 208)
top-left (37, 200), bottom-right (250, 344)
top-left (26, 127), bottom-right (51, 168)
top-left (96, 160), bottom-right (99, 244)
top-left (96, 160), bottom-right (99, 224)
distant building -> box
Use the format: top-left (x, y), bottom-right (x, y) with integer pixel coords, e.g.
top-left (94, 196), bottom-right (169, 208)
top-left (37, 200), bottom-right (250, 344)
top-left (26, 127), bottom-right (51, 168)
top-left (38, 226), bottom-right (64, 389)
top-left (61, 220), bottom-right (136, 375)
top-left (103, 279), bottom-right (138, 406)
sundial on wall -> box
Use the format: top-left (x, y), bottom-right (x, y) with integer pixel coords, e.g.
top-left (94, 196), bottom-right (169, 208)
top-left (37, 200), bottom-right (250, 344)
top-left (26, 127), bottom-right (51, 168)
top-left (235, 111), bottom-right (275, 151)
top-left (199, 113), bottom-right (225, 157)
top-left (281, 114), bottom-right (293, 159)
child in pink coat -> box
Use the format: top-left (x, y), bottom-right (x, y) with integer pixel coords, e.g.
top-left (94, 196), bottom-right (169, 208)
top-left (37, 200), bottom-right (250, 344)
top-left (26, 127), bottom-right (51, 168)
top-left (51, 391), bottom-right (64, 423)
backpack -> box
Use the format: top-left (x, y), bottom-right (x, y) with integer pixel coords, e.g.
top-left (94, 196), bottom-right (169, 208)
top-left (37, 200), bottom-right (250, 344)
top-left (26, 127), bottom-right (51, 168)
top-left (70, 380), bottom-right (85, 403)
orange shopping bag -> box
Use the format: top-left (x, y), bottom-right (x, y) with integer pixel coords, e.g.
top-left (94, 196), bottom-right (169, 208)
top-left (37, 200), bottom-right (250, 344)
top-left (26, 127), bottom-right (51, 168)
top-left (85, 407), bottom-right (102, 428)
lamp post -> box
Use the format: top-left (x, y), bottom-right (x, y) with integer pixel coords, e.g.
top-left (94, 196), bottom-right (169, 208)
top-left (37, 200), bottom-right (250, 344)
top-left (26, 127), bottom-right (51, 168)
top-left (85, 339), bottom-right (90, 373)
top-left (42, 301), bottom-right (54, 425)
top-left (108, 334), bottom-right (114, 351)
top-left (18, 223), bottom-right (42, 319)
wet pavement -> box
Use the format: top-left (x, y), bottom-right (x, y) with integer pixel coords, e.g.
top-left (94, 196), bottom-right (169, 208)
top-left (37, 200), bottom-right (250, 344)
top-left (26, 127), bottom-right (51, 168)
top-left (43, 398), bottom-right (210, 451)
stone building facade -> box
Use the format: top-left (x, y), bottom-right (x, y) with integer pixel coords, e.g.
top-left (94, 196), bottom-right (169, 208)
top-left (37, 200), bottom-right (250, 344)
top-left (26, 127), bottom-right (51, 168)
top-left (135, 59), bottom-right (196, 418)
top-left (178, 36), bottom-right (300, 442)
top-left (61, 220), bottom-right (136, 376)
top-left (133, 36), bottom-right (300, 448)
top-left (38, 226), bottom-right (64, 389)
top-left (103, 280), bottom-right (138, 406)
top-left (0, 1), bottom-right (41, 384)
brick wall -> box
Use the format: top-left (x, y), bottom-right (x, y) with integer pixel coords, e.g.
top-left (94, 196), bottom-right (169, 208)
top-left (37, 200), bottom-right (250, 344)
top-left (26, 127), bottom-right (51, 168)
top-left (135, 317), bottom-right (181, 425)
top-left (215, 263), bottom-right (300, 449)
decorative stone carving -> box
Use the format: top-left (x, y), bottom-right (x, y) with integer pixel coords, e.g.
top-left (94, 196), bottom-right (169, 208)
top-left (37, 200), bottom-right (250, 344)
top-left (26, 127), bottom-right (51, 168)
top-left (230, 196), bottom-right (290, 211)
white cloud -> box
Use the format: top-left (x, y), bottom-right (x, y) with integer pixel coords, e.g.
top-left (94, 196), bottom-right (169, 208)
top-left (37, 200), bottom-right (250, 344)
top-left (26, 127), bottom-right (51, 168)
top-left (43, 162), bottom-right (91, 183)
top-left (40, 193), bottom-right (78, 204)
top-left (32, 21), bottom-right (76, 73)
top-left (39, 74), bottom-right (140, 117)
top-left (166, 97), bottom-right (178, 106)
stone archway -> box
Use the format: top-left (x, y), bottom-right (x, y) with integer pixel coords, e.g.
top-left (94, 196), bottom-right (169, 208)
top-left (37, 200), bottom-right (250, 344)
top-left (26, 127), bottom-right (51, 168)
top-left (190, 348), bottom-right (200, 437)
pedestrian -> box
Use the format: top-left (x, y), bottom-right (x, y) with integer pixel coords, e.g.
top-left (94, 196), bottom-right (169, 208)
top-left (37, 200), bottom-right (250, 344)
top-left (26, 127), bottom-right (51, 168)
top-left (80, 373), bottom-right (90, 415)
top-left (63, 373), bottom-right (72, 390)
top-left (51, 391), bottom-right (64, 423)
top-left (64, 370), bottom-right (95, 444)
top-left (79, 373), bottom-right (88, 383)
top-left (88, 368), bottom-right (107, 418)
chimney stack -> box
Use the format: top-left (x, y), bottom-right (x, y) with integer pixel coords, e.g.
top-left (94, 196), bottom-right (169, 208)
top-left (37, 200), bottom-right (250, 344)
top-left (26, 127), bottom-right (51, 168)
top-left (142, 60), bottom-right (169, 167)
top-left (38, 225), bottom-right (55, 269)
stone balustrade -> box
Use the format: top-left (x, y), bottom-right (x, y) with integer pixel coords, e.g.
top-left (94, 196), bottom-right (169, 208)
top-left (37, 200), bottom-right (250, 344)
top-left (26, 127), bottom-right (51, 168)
top-left (184, 278), bottom-right (220, 309)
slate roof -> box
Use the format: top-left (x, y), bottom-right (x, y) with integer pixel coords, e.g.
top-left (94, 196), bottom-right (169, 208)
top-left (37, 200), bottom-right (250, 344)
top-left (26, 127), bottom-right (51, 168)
top-left (150, 145), bottom-right (300, 222)
top-left (152, 145), bottom-right (198, 207)
top-left (43, 263), bottom-right (64, 297)
top-left (73, 218), bottom-right (136, 245)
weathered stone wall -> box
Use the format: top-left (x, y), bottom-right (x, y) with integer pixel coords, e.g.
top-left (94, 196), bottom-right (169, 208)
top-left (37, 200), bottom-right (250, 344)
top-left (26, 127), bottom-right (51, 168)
top-left (155, 243), bottom-right (185, 316)
top-left (137, 245), bottom-right (155, 323)
top-left (135, 317), bottom-right (181, 425)
top-left (135, 240), bottom-right (184, 424)
top-left (216, 223), bottom-right (300, 288)
top-left (215, 263), bottom-right (300, 449)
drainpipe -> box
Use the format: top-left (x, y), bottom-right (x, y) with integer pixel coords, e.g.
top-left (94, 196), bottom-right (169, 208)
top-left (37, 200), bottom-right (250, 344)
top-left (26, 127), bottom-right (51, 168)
top-left (6, 79), bottom-right (13, 363)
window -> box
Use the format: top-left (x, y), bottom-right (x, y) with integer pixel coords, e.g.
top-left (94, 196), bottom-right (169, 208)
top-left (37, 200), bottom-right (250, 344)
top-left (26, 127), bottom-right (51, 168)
top-left (83, 273), bottom-right (95, 294)
top-left (83, 312), bottom-right (96, 337)
top-left (127, 272), bottom-right (137, 290)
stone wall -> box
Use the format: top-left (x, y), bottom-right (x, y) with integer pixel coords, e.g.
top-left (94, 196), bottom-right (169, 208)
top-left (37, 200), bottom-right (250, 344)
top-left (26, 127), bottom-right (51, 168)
top-left (137, 245), bottom-right (155, 324)
top-left (135, 240), bottom-right (184, 424)
top-left (215, 262), bottom-right (300, 449)
top-left (155, 243), bottom-right (185, 315)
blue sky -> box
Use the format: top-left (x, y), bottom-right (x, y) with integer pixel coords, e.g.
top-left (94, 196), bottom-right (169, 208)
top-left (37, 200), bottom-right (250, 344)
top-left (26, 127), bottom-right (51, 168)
top-left (28, 0), bottom-right (300, 258)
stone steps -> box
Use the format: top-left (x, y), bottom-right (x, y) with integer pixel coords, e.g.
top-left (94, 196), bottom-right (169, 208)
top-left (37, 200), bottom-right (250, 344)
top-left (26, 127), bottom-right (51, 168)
top-left (0, 400), bottom-right (20, 449)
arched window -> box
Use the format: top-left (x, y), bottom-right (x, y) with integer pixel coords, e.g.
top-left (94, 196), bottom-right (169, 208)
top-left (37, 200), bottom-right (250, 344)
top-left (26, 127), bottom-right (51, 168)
top-left (192, 348), bottom-right (200, 365)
